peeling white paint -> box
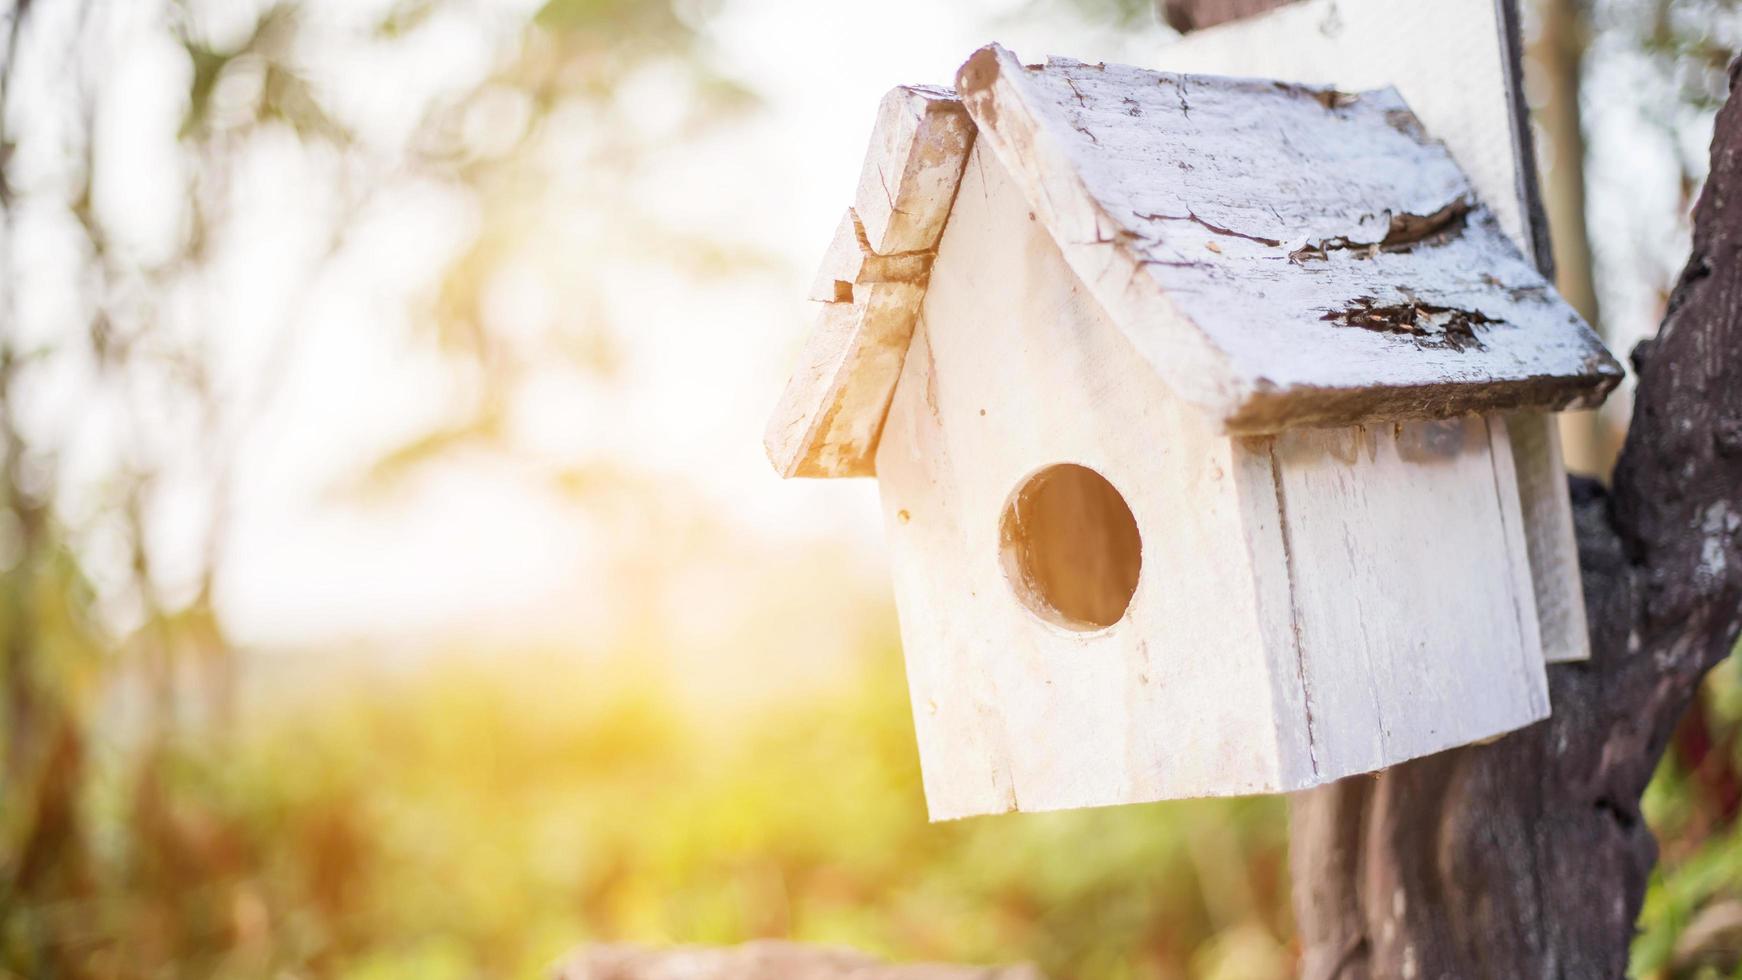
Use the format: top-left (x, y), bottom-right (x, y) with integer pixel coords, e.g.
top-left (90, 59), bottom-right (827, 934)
top-left (1697, 500), bottom-right (1737, 588)
top-left (955, 44), bottom-right (1622, 431)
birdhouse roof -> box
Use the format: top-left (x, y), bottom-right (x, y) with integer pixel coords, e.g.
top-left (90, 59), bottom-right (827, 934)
top-left (766, 44), bottom-right (1620, 478)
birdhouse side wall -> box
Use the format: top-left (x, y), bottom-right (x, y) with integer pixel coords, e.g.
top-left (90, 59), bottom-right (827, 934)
top-left (1230, 417), bottom-right (1552, 787)
top-left (873, 145), bottom-right (1288, 819)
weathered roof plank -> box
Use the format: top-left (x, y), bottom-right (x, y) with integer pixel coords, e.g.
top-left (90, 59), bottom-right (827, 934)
top-left (766, 86), bottom-right (975, 477)
top-left (852, 85), bottom-right (975, 254)
top-left (954, 44), bottom-right (1621, 433)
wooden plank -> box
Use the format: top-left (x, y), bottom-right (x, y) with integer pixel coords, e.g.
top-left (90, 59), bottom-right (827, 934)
top-left (1152, 0), bottom-right (1590, 661)
top-left (1237, 417), bottom-right (1550, 779)
top-left (1506, 412), bottom-right (1591, 662)
top-left (764, 281), bottom-right (923, 478)
top-left (953, 44), bottom-right (1620, 434)
top-left (851, 85), bottom-right (975, 254)
top-left (1485, 413), bottom-right (1551, 666)
top-left (806, 209), bottom-right (933, 304)
top-left (766, 86), bottom-right (975, 478)
top-left (1229, 436), bottom-right (1320, 786)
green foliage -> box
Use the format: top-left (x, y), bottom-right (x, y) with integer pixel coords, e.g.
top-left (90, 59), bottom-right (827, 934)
top-left (34, 650), bottom-right (1288, 978)
top-left (1635, 647), bottom-right (1742, 979)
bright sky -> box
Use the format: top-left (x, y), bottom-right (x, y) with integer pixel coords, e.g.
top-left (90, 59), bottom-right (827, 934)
top-left (204, 0), bottom-right (1161, 653)
top-left (28, 0), bottom-right (1711, 690)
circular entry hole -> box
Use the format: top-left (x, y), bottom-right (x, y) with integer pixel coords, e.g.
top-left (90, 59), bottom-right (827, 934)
top-left (999, 463), bottom-right (1142, 631)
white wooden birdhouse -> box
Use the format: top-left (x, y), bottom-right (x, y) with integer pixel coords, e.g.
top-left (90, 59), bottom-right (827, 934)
top-left (765, 44), bottom-right (1621, 820)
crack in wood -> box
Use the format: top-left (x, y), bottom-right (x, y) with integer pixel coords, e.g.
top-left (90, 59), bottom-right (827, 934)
top-left (1134, 210), bottom-right (1284, 247)
top-left (1268, 439), bottom-right (1320, 778)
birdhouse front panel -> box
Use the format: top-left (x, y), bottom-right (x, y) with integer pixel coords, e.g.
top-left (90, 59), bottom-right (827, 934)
top-left (765, 46), bottom-right (1616, 818)
top-left (873, 144), bottom-right (1288, 818)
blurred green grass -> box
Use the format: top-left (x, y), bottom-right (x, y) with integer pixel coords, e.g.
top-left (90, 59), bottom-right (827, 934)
top-left (14, 628), bottom-right (1742, 978)
top-left (59, 644), bottom-right (1289, 979)
top-left (1634, 654), bottom-right (1742, 980)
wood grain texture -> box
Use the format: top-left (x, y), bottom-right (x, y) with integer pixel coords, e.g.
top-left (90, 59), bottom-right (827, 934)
top-left (1153, 0), bottom-right (1591, 661)
top-left (1507, 411), bottom-right (1591, 662)
top-left (953, 44), bottom-right (1620, 433)
top-left (765, 281), bottom-right (924, 478)
top-left (765, 86), bottom-right (974, 478)
top-left (1240, 416), bottom-right (1550, 783)
top-left (853, 85), bottom-right (975, 254)
top-left (1285, 52), bottom-right (1742, 980)
top-left (876, 143), bottom-right (1553, 819)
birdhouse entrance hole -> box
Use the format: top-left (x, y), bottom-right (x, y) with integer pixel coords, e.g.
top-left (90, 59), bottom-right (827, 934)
top-left (999, 464), bottom-right (1142, 631)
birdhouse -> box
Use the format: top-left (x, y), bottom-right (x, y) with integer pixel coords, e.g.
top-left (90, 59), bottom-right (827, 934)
top-left (765, 44), bottom-right (1620, 819)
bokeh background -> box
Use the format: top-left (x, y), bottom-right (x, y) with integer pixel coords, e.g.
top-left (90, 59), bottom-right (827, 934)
top-left (0, 0), bottom-right (1738, 977)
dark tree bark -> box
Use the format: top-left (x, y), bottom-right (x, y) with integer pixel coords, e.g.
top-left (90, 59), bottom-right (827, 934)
top-left (1160, 2), bottom-right (1742, 977)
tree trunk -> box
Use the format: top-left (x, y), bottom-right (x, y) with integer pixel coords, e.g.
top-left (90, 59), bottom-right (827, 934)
top-left (1529, 0), bottom-right (1601, 335)
top-left (1155, 1), bottom-right (1742, 975)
